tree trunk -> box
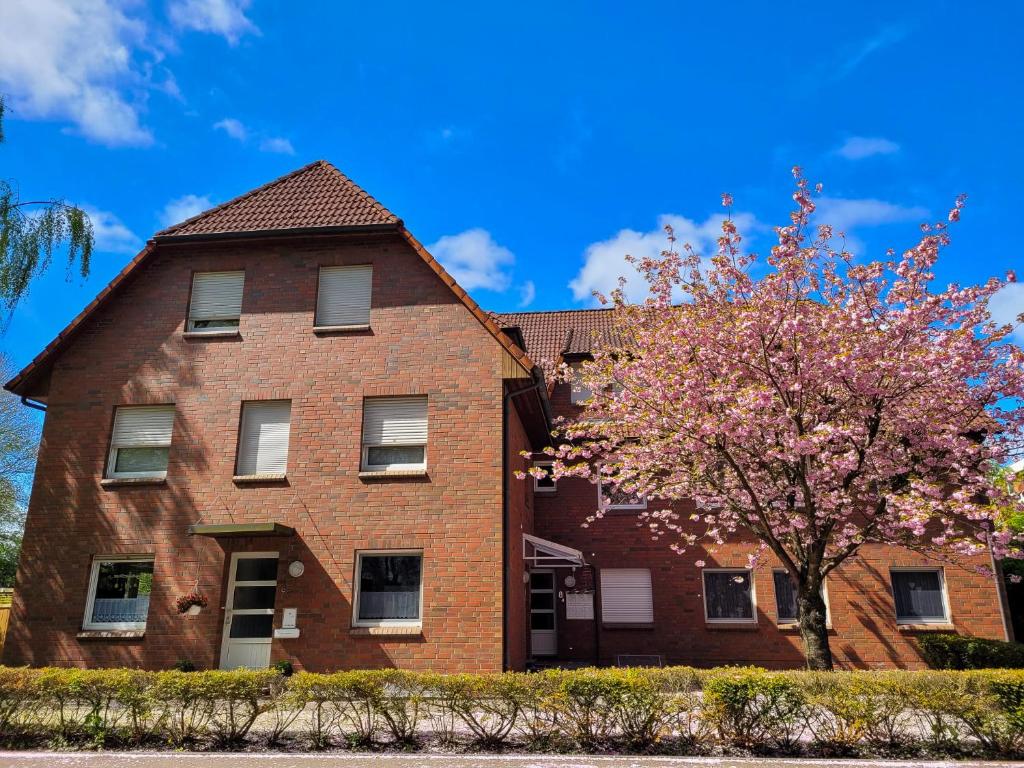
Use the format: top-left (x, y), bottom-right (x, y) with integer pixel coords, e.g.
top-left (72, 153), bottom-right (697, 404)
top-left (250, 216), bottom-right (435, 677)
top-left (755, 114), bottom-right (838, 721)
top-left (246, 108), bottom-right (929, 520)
top-left (797, 576), bottom-right (833, 671)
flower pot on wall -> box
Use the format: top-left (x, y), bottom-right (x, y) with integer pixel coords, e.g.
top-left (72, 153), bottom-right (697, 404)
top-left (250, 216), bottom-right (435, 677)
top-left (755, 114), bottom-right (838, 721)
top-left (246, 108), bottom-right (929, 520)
top-left (186, 605), bottom-right (202, 616)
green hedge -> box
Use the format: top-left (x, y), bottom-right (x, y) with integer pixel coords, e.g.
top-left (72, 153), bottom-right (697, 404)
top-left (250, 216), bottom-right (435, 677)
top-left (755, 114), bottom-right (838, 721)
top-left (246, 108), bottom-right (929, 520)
top-left (0, 665), bottom-right (1021, 756)
top-left (918, 633), bottom-right (1024, 670)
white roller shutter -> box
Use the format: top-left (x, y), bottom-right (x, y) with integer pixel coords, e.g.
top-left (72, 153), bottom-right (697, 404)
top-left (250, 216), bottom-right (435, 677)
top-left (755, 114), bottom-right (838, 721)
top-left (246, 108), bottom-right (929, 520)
top-left (236, 401), bottom-right (291, 475)
top-left (111, 406), bottom-right (175, 447)
top-left (600, 568), bottom-right (654, 624)
top-left (189, 271), bottom-right (244, 322)
top-left (362, 397), bottom-right (428, 446)
top-left (315, 265), bottom-right (372, 327)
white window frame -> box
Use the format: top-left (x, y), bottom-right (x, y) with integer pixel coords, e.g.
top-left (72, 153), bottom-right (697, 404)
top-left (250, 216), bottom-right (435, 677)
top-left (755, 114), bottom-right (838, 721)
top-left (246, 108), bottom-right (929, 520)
top-left (890, 567), bottom-right (951, 625)
top-left (533, 461), bottom-right (556, 493)
top-left (83, 555), bottom-right (154, 631)
top-left (352, 549), bottom-right (424, 628)
top-left (772, 569), bottom-right (831, 627)
top-left (702, 568), bottom-right (758, 624)
top-left (361, 397), bottom-right (428, 473)
top-left (569, 361), bottom-right (593, 405)
top-left (187, 270), bottom-right (244, 333)
top-left (106, 405), bottom-right (175, 480)
top-left (598, 479), bottom-right (647, 510)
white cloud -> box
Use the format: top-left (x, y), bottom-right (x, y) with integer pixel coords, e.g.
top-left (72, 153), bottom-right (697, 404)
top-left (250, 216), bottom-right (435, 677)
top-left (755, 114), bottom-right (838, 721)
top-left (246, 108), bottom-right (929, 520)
top-left (836, 136), bottom-right (900, 160)
top-left (0, 0), bottom-right (153, 146)
top-left (213, 117), bottom-right (248, 141)
top-left (569, 212), bottom-right (758, 305)
top-left (518, 281), bottom-right (536, 308)
top-left (82, 206), bottom-right (141, 254)
top-left (259, 136), bottom-right (295, 155)
top-left (813, 196), bottom-right (928, 253)
top-left (429, 229), bottom-right (515, 292)
top-left (159, 194), bottom-right (214, 227)
top-left (167, 0), bottom-right (259, 45)
top-left (990, 283), bottom-right (1024, 344)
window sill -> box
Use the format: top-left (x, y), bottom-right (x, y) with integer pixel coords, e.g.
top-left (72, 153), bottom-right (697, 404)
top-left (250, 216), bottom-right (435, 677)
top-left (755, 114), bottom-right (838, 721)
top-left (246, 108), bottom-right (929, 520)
top-left (183, 330), bottom-right (241, 339)
top-left (777, 622), bottom-right (834, 632)
top-left (358, 470), bottom-right (429, 480)
top-left (233, 474), bottom-right (287, 484)
top-left (101, 477), bottom-right (166, 488)
top-left (601, 622), bottom-right (654, 630)
top-left (896, 622), bottom-right (955, 632)
top-left (313, 324), bottom-right (370, 334)
top-left (350, 626), bottom-right (423, 637)
top-left (705, 621), bottom-right (759, 631)
top-left (77, 630), bottom-right (145, 640)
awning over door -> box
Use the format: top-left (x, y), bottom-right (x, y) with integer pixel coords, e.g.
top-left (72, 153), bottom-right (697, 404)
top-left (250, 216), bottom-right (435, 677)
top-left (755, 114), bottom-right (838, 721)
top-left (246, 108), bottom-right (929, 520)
top-left (523, 533), bottom-right (585, 567)
top-left (189, 523), bottom-right (295, 538)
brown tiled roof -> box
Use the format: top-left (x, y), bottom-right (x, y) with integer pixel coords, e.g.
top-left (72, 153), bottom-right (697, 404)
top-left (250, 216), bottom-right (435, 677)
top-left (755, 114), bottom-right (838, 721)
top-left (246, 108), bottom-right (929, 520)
top-left (493, 308), bottom-right (616, 367)
top-left (157, 160), bottom-right (399, 237)
top-left (6, 162), bottom-right (535, 396)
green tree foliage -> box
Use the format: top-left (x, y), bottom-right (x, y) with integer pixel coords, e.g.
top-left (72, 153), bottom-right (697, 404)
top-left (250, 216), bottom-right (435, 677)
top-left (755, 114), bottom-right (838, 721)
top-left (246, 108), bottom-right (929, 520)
top-left (0, 95), bottom-right (93, 310)
top-left (0, 354), bottom-right (39, 586)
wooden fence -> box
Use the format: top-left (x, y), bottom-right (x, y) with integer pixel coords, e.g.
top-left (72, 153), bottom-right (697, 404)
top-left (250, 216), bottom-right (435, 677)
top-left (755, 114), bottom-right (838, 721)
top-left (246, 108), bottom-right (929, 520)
top-left (0, 588), bottom-right (12, 652)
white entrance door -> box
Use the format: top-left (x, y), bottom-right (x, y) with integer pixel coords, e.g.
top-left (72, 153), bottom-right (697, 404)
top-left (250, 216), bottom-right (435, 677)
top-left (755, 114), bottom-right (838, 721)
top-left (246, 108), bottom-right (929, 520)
top-left (219, 552), bottom-right (279, 670)
top-left (530, 570), bottom-right (557, 656)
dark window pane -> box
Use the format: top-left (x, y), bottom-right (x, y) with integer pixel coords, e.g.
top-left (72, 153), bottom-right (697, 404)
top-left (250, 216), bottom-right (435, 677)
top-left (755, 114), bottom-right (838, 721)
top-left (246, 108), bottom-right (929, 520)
top-left (530, 572), bottom-right (554, 590)
top-left (114, 447), bottom-right (169, 474)
top-left (531, 612), bottom-right (555, 630)
top-left (530, 592), bottom-right (554, 610)
top-left (233, 585), bottom-right (277, 610)
top-left (773, 571), bottom-right (798, 621)
top-left (535, 465), bottom-right (555, 489)
top-left (191, 318), bottom-right (239, 330)
top-left (704, 571), bottom-right (754, 620)
top-left (892, 571), bottom-right (946, 621)
top-left (229, 614), bottom-right (274, 638)
top-left (366, 446), bottom-right (425, 467)
top-left (91, 560), bottom-right (153, 624)
top-left (235, 557), bottom-right (278, 582)
top-left (358, 555), bottom-right (422, 621)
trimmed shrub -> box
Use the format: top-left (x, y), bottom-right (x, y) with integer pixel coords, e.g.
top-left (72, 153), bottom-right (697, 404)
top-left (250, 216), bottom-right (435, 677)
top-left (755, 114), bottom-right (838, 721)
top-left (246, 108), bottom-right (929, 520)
top-left (703, 667), bottom-right (806, 750)
top-left (918, 633), bottom-right (1024, 670)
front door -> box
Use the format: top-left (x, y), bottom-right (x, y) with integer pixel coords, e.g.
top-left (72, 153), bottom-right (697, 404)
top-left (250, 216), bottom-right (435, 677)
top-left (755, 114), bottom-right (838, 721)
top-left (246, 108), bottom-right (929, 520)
top-left (219, 552), bottom-right (279, 670)
top-left (530, 570), bottom-right (557, 656)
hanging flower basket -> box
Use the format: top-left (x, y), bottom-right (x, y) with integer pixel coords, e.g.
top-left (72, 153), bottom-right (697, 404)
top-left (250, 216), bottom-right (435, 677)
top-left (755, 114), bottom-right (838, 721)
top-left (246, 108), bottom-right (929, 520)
top-left (176, 592), bottom-right (209, 615)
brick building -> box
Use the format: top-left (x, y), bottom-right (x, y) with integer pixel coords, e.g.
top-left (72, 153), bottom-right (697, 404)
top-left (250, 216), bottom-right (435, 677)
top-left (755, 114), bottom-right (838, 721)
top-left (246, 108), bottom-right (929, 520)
top-left (3, 161), bottom-right (1012, 671)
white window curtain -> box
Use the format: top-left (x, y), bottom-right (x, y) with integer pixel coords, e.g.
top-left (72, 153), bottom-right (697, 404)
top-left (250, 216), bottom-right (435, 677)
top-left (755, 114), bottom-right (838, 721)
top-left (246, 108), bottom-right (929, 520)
top-left (316, 265), bottom-right (372, 327)
top-left (236, 401), bottom-right (292, 476)
top-left (107, 405), bottom-right (174, 478)
top-left (892, 570), bottom-right (947, 622)
top-left (600, 568), bottom-right (653, 624)
top-left (361, 397), bottom-right (428, 470)
top-left (188, 271), bottom-right (244, 329)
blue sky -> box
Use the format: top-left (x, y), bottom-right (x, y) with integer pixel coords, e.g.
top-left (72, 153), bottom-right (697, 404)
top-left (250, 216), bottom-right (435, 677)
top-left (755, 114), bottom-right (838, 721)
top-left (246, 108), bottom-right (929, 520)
top-left (1, 0), bottom-right (1022, 373)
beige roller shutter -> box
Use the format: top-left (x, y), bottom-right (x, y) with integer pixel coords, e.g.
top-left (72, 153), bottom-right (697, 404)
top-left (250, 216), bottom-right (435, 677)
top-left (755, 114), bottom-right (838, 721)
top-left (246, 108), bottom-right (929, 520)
top-left (236, 400), bottom-right (291, 475)
top-left (600, 568), bottom-right (654, 624)
top-left (315, 265), bottom-right (372, 327)
top-left (362, 397), bottom-right (427, 446)
top-left (189, 271), bottom-right (244, 322)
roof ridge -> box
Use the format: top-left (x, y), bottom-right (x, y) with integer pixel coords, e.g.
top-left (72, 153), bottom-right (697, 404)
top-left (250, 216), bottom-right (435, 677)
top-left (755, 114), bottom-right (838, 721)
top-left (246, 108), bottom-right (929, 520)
top-left (493, 307), bottom-right (614, 317)
top-left (156, 160), bottom-right (327, 237)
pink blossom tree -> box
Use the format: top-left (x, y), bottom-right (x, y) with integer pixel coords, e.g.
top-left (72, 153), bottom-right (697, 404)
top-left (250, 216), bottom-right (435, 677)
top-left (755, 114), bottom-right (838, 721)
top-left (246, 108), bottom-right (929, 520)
top-left (542, 169), bottom-right (1024, 670)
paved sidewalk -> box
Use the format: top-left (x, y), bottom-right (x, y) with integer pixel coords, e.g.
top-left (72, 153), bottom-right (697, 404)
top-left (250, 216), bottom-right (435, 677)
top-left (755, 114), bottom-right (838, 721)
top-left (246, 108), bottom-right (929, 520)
top-left (0, 755), bottom-right (1020, 768)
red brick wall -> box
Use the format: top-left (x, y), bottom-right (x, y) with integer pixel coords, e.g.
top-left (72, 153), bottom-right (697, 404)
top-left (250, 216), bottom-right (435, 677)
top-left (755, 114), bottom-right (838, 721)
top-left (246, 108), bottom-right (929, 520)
top-left (504, 396), bottom-right (534, 670)
top-left (534, 380), bottom-right (1010, 669)
top-left (4, 233), bottom-right (508, 672)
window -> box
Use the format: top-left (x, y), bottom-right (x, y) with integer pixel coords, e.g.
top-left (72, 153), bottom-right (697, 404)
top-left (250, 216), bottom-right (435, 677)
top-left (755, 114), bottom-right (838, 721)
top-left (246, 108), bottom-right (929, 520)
top-left (83, 556), bottom-right (154, 631)
top-left (598, 479), bottom-right (647, 510)
top-left (891, 568), bottom-right (949, 624)
top-left (361, 396), bottom-right (427, 472)
top-left (569, 362), bottom-right (593, 404)
top-left (533, 461), bottom-right (556, 492)
top-left (703, 569), bottom-right (756, 623)
top-left (106, 405), bottom-right (174, 479)
top-left (187, 271), bottom-right (244, 332)
top-left (600, 568), bottom-right (654, 624)
top-left (354, 551), bottom-right (423, 626)
top-left (236, 400), bottom-right (292, 476)
top-left (773, 570), bottom-right (830, 624)
top-left (315, 265), bottom-right (372, 328)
